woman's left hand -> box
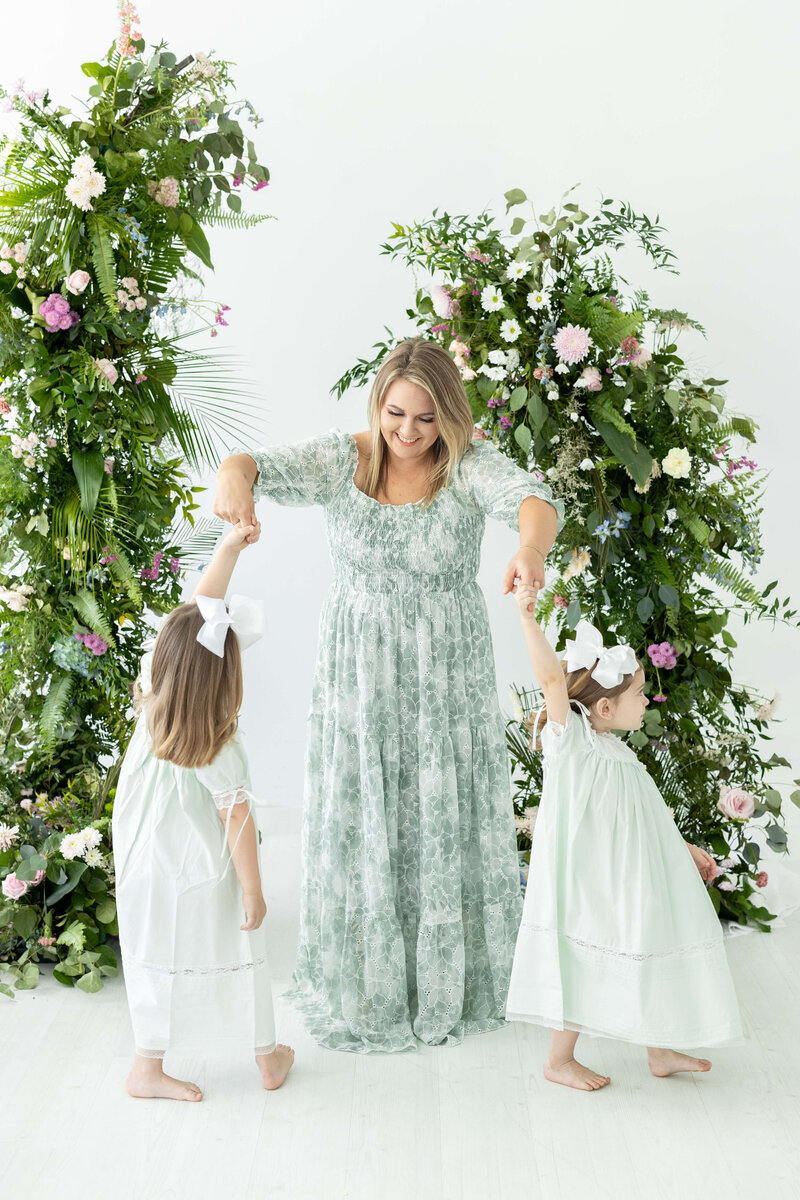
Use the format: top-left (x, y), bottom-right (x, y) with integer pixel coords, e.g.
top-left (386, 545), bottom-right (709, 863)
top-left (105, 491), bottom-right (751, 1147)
top-left (503, 546), bottom-right (546, 594)
top-left (686, 842), bottom-right (716, 882)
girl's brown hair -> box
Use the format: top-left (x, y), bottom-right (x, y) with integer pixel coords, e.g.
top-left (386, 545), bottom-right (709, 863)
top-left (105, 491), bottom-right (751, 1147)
top-left (362, 338), bottom-right (475, 508)
top-left (138, 602), bottom-right (243, 768)
top-left (530, 659), bottom-right (643, 750)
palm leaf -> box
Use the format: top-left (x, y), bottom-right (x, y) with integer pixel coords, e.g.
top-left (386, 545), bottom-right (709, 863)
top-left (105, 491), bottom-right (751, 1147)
top-left (167, 516), bottom-right (224, 569)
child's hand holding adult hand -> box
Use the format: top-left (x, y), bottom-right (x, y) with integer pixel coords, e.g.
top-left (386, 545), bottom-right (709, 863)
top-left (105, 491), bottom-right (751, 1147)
top-left (223, 520), bottom-right (261, 552)
top-left (686, 842), bottom-right (716, 882)
top-left (514, 582), bottom-right (540, 622)
top-left (241, 891), bottom-right (267, 931)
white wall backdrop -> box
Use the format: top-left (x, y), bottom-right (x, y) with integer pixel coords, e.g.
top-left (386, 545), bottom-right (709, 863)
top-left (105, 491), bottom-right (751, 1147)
top-left (3, 1), bottom-right (798, 809)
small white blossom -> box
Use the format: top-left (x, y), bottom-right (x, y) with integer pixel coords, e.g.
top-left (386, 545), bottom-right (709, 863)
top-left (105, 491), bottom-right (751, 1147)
top-left (579, 458), bottom-right (594, 471)
top-left (80, 826), bottom-right (103, 850)
top-left (506, 260), bottom-right (530, 281)
top-left (480, 284), bottom-right (505, 312)
top-left (554, 363), bottom-right (569, 375)
top-left (500, 318), bottom-right (522, 343)
top-left (526, 288), bottom-right (550, 311)
top-left (478, 365), bottom-right (506, 382)
top-left (83, 848), bottom-right (105, 867)
top-left (60, 832), bottom-right (84, 860)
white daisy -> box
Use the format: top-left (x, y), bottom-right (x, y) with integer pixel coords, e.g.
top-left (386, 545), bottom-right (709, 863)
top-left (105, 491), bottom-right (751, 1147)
top-left (83, 848), bottom-right (105, 868)
top-left (506, 260), bottom-right (530, 282)
top-left (526, 288), bottom-right (550, 311)
top-left (80, 826), bottom-right (102, 850)
top-left (71, 154), bottom-right (96, 177)
top-left (500, 318), bottom-right (522, 343)
top-left (480, 284), bottom-right (505, 313)
top-left (60, 832), bottom-right (85, 860)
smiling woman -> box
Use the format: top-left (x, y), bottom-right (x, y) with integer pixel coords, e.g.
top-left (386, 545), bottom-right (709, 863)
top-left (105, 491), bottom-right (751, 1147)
top-left (213, 338), bottom-right (564, 1052)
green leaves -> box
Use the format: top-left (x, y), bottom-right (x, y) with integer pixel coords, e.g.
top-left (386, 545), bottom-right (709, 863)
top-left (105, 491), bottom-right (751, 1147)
top-left (39, 673), bottom-right (74, 749)
top-left (509, 386), bottom-right (527, 412)
top-left (591, 415), bottom-right (655, 490)
top-left (183, 220), bottom-right (214, 269)
top-left (46, 863), bottom-right (88, 907)
top-left (514, 425), bottom-right (531, 454)
top-left (68, 589), bottom-right (116, 645)
top-left (86, 215), bottom-right (119, 315)
top-left (71, 448), bottom-right (105, 517)
top-left (504, 188), bottom-right (527, 211)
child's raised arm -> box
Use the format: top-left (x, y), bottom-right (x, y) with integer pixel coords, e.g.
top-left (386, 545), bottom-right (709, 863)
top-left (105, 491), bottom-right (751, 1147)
top-left (191, 520), bottom-right (261, 603)
top-left (514, 583), bottom-right (570, 726)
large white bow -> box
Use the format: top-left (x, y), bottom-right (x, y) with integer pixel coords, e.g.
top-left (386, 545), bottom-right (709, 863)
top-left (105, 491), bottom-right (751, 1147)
top-left (564, 620), bottom-right (638, 688)
top-left (195, 593), bottom-right (266, 658)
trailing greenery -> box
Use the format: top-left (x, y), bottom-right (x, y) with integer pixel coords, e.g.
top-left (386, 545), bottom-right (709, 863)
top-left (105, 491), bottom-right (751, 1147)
top-left (0, 19), bottom-right (270, 992)
top-left (336, 189), bottom-right (799, 929)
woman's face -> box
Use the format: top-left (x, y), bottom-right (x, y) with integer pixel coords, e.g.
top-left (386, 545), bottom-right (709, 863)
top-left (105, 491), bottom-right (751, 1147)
top-left (379, 379), bottom-right (440, 461)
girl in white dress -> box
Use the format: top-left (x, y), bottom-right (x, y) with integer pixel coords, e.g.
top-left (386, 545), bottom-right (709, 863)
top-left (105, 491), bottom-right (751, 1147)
top-left (114, 520), bottom-right (294, 1101)
top-left (505, 583), bottom-right (742, 1091)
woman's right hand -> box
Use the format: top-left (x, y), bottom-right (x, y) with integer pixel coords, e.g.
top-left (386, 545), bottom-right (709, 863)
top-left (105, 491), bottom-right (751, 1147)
top-left (213, 458), bottom-right (258, 528)
top-left (240, 890), bottom-right (268, 931)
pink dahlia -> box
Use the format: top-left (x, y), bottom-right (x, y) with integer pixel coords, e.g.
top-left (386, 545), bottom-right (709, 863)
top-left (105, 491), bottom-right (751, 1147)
top-left (552, 324), bottom-right (593, 365)
top-left (431, 285), bottom-right (453, 319)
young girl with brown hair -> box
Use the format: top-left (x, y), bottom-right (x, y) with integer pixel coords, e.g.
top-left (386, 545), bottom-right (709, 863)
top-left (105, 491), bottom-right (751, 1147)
top-left (505, 583), bottom-right (742, 1090)
top-left (113, 521), bottom-right (294, 1101)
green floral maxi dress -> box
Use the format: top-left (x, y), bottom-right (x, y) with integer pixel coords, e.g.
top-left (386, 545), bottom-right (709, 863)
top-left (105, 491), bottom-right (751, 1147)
top-left (246, 430), bottom-right (564, 1052)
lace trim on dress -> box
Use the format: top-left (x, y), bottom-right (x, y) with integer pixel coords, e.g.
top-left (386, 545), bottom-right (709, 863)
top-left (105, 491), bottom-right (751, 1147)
top-left (135, 1048), bottom-right (166, 1059)
top-left (519, 923), bottom-right (722, 962)
top-left (127, 953), bottom-right (268, 978)
top-left (213, 784), bottom-right (253, 811)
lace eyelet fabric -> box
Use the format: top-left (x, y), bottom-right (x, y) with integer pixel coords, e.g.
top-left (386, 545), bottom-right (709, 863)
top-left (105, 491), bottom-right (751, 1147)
top-left (241, 429), bottom-right (563, 1053)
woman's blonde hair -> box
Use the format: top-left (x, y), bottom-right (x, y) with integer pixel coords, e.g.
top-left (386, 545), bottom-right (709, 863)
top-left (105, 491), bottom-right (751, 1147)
top-left (138, 602), bottom-right (243, 768)
top-left (530, 659), bottom-right (643, 750)
top-left (362, 338), bottom-right (475, 508)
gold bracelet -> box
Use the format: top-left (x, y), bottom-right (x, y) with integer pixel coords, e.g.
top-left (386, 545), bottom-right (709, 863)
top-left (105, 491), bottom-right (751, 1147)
top-left (520, 544), bottom-right (547, 557)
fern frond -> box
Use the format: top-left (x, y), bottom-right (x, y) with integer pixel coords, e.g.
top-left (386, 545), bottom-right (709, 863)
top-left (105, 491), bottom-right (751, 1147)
top-left (589, 397), bottom-right (640, 443)
top-left (710, 417), bottom-right (757, 443)
top-left (67, 589), bottom-right (116, 646)
top-left (39, 673), bottom-right (75, 749)
top-left (87, 214), bottom-right (119, 315)
top-left (704, 561), bottom-right (763, 607)
top-left (199, 209), bottom-right (274, 231)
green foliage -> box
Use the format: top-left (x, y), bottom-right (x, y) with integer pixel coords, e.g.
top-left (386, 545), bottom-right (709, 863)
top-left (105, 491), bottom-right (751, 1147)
top-left (0, 25), bottom-right (271, 991)
top-left (338, 190), bottom-right (797, 929)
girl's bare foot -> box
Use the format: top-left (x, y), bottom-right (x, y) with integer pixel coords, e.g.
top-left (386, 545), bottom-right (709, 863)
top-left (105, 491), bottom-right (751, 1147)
top-left (543, 1057), bottom-right (611, 1091)
top-left (647, 1048), bottom-right (712, 1077)
top-left (126, 1068), bottom-right (203, 1101)
top-left (256, 1043), bottom-right (295, 1090)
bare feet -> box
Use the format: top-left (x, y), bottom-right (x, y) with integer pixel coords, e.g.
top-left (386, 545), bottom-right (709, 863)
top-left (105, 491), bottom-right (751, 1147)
top-left (647, 1048), bottom-right (712, 1077)
top-left (126, 1068), bottom-right (203, 1102)
top-left (543, 1057), bottom-right (611, 1091)
top-left (256, 1043), bottom-right (295, 1091)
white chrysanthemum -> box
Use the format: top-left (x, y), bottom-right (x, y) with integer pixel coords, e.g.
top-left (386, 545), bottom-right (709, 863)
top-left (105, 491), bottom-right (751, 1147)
top-left (0, 823), bottom-right (20, 851)
top-left (60, 832), bottom-right (85, 860)
top-left (84, 171), bottom-right (106, 199)
top-left (83, 848), bottom-right (105, 867)
top-left (80, 826), bottom-right (103, 850)
top-left (506, 260), bottom-right (530, 281)
top-left (71, 154), bottom-right (96, 177)
top-left (505, 349), bottom-right (520, 372)
top-left (526, 288), bottom-right (550, 311)
top-left (500, 318), bottom-right (522, 343)
top-left (65, 177), bottom-right (94, 211)
top-left (480, 284), bottom-right (504, 312)
top-left (662, 447), bottom-right (691, 479)
top-left (478, 365), bottom-right (506, 382)
top-left (488, 350), bottom-right (507, 366)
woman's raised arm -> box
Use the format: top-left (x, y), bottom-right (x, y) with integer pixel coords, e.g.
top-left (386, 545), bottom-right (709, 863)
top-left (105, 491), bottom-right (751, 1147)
top-left (213, 453), bottom-right (259, 527)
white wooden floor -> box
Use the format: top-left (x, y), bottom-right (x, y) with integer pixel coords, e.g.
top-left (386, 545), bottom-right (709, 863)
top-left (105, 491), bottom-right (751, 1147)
top-left (3, 816), bottom-right (800, 1200)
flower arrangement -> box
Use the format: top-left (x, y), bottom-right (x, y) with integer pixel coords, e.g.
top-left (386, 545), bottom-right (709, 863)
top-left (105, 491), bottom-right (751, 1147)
top-left (0, 5), bottom-right (270, 991)
top-left (335, 190), bottom-right (799, 929)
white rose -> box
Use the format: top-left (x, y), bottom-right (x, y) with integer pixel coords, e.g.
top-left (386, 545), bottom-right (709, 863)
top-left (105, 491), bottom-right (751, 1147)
top-left (662, 447), bottom-right (691, 479)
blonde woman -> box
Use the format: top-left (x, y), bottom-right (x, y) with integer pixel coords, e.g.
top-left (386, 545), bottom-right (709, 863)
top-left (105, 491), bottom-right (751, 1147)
top-left (214, 339), bottom-right (564, 1053)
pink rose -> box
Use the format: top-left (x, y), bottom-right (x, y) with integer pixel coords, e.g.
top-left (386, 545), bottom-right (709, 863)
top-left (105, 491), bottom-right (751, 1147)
top-left (756, 871), bottom-right (769, 888)
top-left (717, 786), bottom-right (755, 820)
top-left (31, 869), bottom-right (46, 886)
top-left (630, 346), bottom-right (652, 369)
top-left (533, 366), bottom-right (552, 381)
top-left (0, 398), bottom-right (10, 416)
top-left (1, 873), bottom-right (28, 900)
top-left (431, 285), bottom-right (453, 319)
top-left (65, 269), bottom-right (90, 295)
top-left (576, 365), bottom-right (603, 392)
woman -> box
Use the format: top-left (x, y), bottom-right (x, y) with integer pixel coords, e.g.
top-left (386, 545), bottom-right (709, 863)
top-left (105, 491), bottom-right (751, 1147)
top-left (213, 339), bottom-right (564, 1052)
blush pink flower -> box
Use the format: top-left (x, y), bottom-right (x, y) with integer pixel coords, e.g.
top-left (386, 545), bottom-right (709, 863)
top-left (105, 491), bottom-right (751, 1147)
top-left (620, 336), bottom-right (640, 359)
top-left (630, 346), bottom-right (652, 369)
top-left (0, 398), bottom-right (10, 416)
top-left (148, 176), bottom-right (180, 208)
top-left (576, 365), bottom-right (603, 392)
top-left (1, 873), bottom-right (28, 900)
top-left (533, 366), bottom-right (553, 381)
top-left (552, 324), bottom-right (593, 365)
top-left (756, 871), bottom-right (769, 888)
top-left (647, 641), bottom-right (678, 669)
top-left (717, 786), bottom-right (755, 821)
top-left (94, 358), bottom-right (119, 386)
top-left (431, 285), bottom-right (453, 319)
top-left (65, 270), bottom-right (90, 295)
top-left (37, 936), bottom-right (57, 946)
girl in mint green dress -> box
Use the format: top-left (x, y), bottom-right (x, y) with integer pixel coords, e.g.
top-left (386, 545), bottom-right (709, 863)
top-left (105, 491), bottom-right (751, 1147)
top-left (238, 429), bottom-right (563, 1052)
top-left (505, 586), bottom-right (742, 1090)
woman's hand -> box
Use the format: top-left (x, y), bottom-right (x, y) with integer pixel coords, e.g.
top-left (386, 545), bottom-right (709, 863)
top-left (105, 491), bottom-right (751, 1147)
top-left (686, 842), bottom-right (716, 882)
top-left (514, 582), bottom-right (541, 623)
top-left (503, 545), bottom-right (546, 594)
top-left (240, 890), bottom-right (268, 931)
top-left (213, 457), bottom-right (258, 528)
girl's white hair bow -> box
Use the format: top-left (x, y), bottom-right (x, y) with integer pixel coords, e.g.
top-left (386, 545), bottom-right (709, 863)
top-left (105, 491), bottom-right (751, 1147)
top-left (195, 593), bottom-right (266, 658)
top-left (563, 620), bottom-right (638, 689)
